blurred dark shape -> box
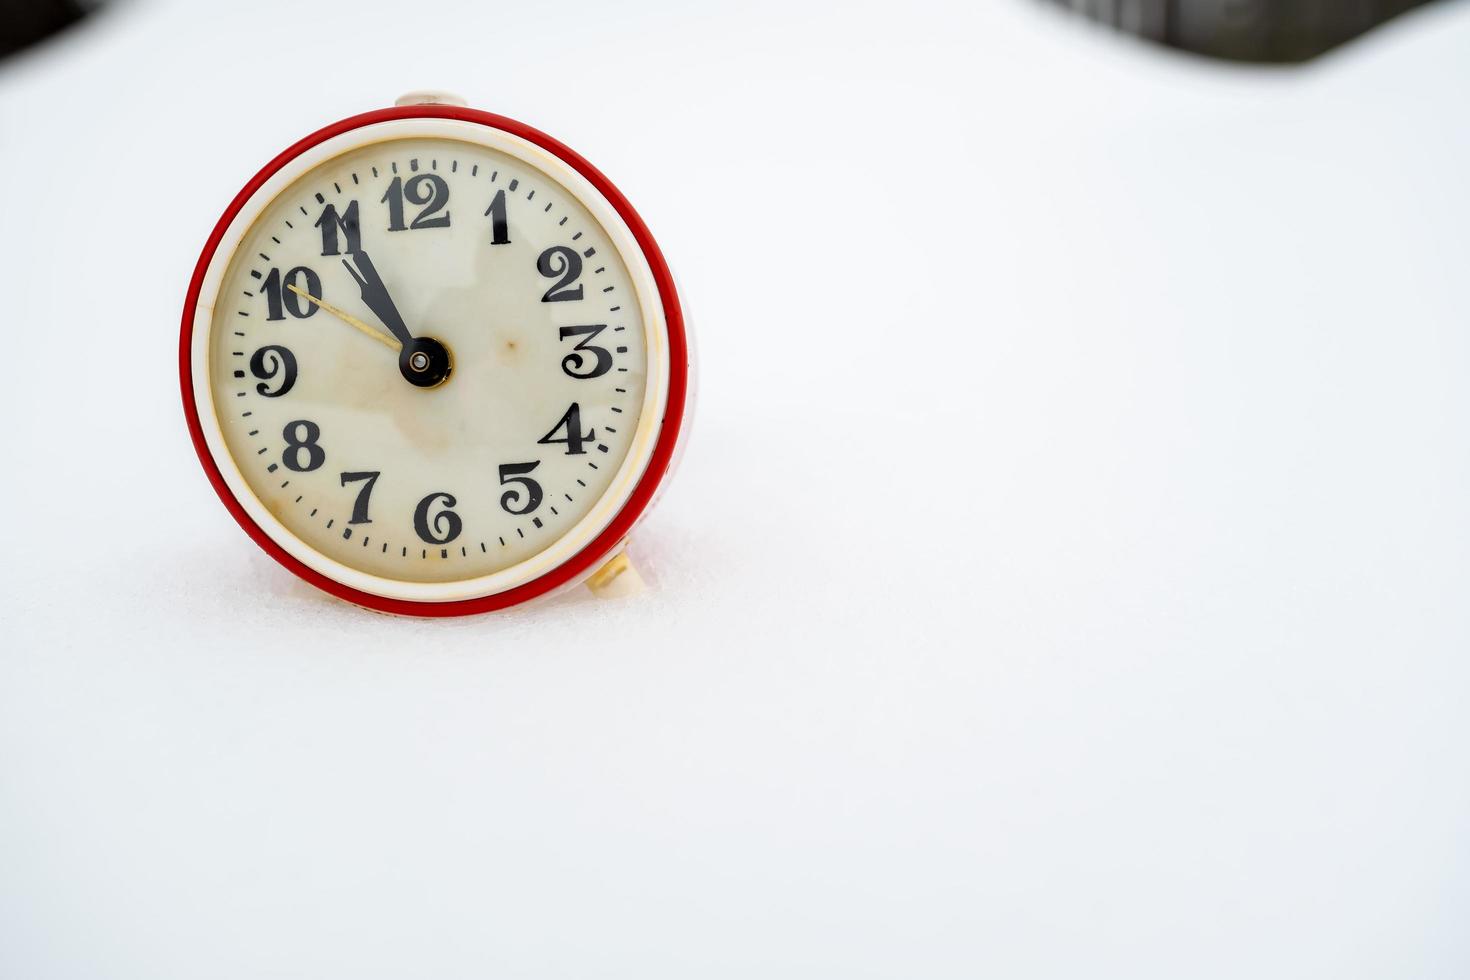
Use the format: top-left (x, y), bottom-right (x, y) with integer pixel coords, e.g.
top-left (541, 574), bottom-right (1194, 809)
top-left (0, 0), bottom-right (106, 61)
top-left (1046, 0), bottom-right (1438, 62)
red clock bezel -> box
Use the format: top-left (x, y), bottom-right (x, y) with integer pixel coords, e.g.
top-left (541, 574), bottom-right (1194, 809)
top-left (179, 105), bottom-right (688, 617)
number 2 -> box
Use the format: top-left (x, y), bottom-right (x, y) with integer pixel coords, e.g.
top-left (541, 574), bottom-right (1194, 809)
top-left (537, 246), bottom-right (583, 302)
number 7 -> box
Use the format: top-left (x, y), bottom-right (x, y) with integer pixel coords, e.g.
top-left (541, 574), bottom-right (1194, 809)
top-left (340, 471), bottom-right (381, 525)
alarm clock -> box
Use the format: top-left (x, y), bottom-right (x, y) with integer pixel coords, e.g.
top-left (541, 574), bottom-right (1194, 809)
top-left (179, 93), bottom-right (690, 616)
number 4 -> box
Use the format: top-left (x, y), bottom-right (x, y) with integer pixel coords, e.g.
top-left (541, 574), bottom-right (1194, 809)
top-left (537, 404), bottom-right (594, 455)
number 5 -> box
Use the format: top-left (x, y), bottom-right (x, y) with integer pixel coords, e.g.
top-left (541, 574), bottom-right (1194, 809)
top-left (498, 462), bottom-right (543, 515)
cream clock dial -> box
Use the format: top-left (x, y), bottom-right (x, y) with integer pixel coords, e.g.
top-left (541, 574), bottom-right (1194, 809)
top-left (182, 106), bottom-right (688, 615)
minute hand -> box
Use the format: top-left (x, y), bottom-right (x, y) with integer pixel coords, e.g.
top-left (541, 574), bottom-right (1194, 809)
top-left (341, 250), bottom-right (414, 347)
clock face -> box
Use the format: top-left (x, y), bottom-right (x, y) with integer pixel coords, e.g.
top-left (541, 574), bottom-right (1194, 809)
top-left (188, 116), bottom-right (674, 606)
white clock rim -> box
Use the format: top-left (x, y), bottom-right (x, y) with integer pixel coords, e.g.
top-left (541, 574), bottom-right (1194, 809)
top-left (190, 117), bottom-right (671, 603)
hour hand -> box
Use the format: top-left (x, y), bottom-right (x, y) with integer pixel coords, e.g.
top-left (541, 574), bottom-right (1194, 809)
top-left (341, 250), bottom-right (414, 347)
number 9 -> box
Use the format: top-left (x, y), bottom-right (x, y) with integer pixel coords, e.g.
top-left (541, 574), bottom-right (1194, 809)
top-left (249, 345), bottom-right (298, 398)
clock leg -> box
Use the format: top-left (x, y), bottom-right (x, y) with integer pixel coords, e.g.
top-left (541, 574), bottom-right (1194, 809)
top-left (586, 548), bottom-right (645, 599)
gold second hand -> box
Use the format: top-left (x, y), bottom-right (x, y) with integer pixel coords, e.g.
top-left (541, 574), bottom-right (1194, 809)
top-left (285, 283), bottom-right (402, 352)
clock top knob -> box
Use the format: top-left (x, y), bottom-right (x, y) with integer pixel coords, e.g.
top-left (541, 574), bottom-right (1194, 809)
top-left (394, 91), bottom-right (468, 108)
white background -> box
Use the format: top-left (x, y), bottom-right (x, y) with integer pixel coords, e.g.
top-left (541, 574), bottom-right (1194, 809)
top-left (2, 1), bottom-right (1468, 976)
